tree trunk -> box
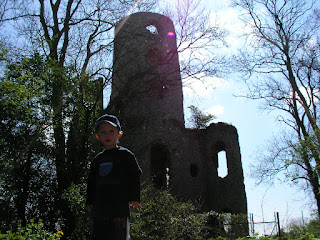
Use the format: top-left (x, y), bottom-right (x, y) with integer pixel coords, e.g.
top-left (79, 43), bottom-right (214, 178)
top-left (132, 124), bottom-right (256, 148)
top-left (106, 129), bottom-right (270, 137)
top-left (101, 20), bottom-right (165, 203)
top-left (15, 147), bottom-right (33, 226)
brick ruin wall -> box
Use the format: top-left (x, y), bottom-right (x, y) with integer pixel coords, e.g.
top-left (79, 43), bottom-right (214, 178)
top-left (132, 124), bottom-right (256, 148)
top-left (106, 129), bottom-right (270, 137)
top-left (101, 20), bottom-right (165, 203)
top-left (106, 12), bottom-right (247, 215)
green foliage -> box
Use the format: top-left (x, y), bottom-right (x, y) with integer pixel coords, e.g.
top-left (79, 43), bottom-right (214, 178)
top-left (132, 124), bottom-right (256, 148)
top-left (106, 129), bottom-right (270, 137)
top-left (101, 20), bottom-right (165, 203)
top-left (0, 219), bottom-right (63, 239)
top-left (285, 218), bottom-right (320, 240)
top-left (208, 218), bottom-right (320, 240)
top-left (188, 105), bottom-right (216, 129)
top-left (0, 42), bottom-right (8, 64)
top-left (208, 237), bottom-right (230, 240)
top-left (0, 51), bottom-right (101, 236)
top-left (298, 232), bottom-right (316, 240)
top-left (61, 183), bottom-right (90, 240)
top-left (1, 52), bottom-right (51, 124)
top-left (0, 52), bottom-right (57, 230)
top-left (306, 219), bottom-right (320, 237)
top-left (61, 183), bottom-right (249, 240)
top-left (130, 183), bottom-right (210, 239)
top-left (217, 213), bottom-right (248, 239)
top-left (287, 129), bottom-right (320, 216)
top-left (290, 129), bottom-right (320, 177)
top-left (208, 237), bottom-right (247, 240)
top-left (204, 212), bottom-right (248, 239)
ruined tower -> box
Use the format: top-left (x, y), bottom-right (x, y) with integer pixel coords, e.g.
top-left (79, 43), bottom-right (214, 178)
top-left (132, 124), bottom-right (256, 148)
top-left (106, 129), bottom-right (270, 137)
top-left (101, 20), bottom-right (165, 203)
top-left (107, 12), bottom-right (247, 216)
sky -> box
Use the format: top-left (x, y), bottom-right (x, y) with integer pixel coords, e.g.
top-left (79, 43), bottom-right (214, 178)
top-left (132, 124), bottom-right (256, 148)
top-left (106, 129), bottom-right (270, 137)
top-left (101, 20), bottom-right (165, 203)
top-left (180, 0), bottom-right (316, 236)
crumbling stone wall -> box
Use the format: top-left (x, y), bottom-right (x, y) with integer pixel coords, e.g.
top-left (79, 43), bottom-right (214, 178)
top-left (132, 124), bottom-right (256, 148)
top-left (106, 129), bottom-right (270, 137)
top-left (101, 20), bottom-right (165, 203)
top-left (106, 12), bottom-right (247, 216)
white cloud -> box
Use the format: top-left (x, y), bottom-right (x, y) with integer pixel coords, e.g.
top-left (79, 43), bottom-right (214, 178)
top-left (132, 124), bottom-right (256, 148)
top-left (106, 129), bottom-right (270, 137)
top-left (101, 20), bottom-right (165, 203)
top-left (183, 74), bottom-right (228, 98)
top-left (208, 1), bottom-right (251, 52)
top-left (207, 105), bottom-right (225, 117)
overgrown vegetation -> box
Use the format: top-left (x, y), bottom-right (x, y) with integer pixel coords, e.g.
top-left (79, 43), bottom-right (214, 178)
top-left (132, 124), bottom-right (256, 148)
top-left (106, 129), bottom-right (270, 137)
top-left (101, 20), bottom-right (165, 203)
top-left (284, 218), bottom-right (320, 240)
top-left (0, 51), bottom-right (102, 236)
top-left (59, 182), bottom-right (257, 240)
top-left (1, 182), bottom-right (319, 239)
top-left (130, 183), bottom-right (210, 239)
top-left (0, 220), bottom-right (64, 239)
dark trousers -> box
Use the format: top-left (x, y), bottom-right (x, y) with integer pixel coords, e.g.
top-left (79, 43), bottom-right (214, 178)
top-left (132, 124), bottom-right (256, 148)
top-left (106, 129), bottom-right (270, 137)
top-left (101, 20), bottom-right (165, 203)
top-left (91, 216), bottom-right (130, 240)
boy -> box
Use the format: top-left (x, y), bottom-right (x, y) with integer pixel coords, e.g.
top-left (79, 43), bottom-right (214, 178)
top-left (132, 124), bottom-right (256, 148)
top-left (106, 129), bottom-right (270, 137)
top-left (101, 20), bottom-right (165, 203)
top-left (86, 114), bottom-right (142, 240)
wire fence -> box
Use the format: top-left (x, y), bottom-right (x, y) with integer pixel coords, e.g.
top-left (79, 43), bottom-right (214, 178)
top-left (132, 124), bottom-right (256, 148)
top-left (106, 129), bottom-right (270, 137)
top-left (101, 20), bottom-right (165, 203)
top-left (248, 212), bottom-right (281, 238)
top-left (211, 212), bottom-right (287, 238)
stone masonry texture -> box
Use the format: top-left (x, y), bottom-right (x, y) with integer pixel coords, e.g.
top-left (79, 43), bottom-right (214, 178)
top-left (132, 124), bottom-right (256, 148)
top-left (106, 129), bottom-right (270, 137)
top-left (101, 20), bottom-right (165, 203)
top-left (106, 12), bottom-right (247, 216)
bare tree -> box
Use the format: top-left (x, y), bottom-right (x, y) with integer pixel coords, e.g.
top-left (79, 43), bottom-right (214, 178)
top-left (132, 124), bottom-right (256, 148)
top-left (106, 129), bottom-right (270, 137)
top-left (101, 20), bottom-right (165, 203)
top-left (231, 0), bottom-right (320, 216)
top-left (162, 0), bottom-right (227, 85)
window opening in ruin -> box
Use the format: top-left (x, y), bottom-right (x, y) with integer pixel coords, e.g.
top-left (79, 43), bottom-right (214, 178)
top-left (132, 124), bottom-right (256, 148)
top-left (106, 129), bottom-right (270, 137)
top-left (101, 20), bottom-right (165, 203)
top-left (190, 163), bottom-right (199, 177)
top-left (218, 150), bottom-right (228, 178)
top-left (146, 25), bottom-right (158, 34)
top-left (166, 167), bottom-right (170, 187)
top-left (150, 144), bottom-right (170, 188)
top-left (222, 212), bottom-right (232, 233)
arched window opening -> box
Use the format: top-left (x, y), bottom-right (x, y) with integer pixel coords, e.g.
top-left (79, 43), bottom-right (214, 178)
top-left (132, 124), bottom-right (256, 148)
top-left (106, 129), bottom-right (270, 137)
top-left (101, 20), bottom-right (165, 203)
top-left (221, 212), bottom-right (232, 233)
top-left (166, 167), bottom-right (170, 187)
top-left (218, 150), bottom-right (228, 178)
top-left (146, 25), bottom-right (158, 35)
top-left (190, 163), bottom-right (199, 177)
top-left (150, 144), bottom-right (170, 188)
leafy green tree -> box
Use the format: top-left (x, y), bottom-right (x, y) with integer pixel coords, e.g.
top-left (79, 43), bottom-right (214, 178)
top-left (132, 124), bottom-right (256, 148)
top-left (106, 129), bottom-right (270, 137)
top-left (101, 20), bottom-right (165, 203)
top-left (0, 52), bottom-right (55, 229)
top-left (61, 183), bottom-right (89, 240)
top-left (0, 51), bottom-right (101, 235)
top-left (188, 105), bottom-right (216, 129)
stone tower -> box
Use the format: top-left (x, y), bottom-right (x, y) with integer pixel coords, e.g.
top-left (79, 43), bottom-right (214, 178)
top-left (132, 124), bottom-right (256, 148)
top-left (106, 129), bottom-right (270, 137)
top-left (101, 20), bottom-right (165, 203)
top-left (107, 12), bottom-right (247, 216)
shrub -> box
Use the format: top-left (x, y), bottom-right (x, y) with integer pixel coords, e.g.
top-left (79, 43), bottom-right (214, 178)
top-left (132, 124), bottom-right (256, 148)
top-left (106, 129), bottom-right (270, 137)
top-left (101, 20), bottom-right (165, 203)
top-left (285, 218), bottom-right (320, 240)
top-left (130, 183), bottom-right (210, 239)
top-left (61, 183), bottom-right (91, 240)
top-left (0, 219), bottom-right (63, 239)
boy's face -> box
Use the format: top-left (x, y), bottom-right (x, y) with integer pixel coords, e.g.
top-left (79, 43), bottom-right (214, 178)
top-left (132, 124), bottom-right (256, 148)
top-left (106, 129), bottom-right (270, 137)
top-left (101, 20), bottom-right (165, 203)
top-left (96, 122), bottom-right (123, 150)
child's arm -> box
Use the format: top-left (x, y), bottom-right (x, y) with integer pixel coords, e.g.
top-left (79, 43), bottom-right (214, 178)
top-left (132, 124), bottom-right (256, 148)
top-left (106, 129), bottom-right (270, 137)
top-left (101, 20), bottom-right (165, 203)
top-left (86, 157), bottom-right (98, 212)
top-left (87, 204), bottom-right (93, 213)
top-left (129, 201), bottom-right (140, 209)
top-left (126, 152), bottom-right (142, 203)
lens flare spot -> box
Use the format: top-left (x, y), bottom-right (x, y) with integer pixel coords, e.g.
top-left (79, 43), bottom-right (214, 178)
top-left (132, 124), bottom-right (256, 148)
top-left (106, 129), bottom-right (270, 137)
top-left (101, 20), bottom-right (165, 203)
top-left (167, 32), bottom-right (175, 37)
